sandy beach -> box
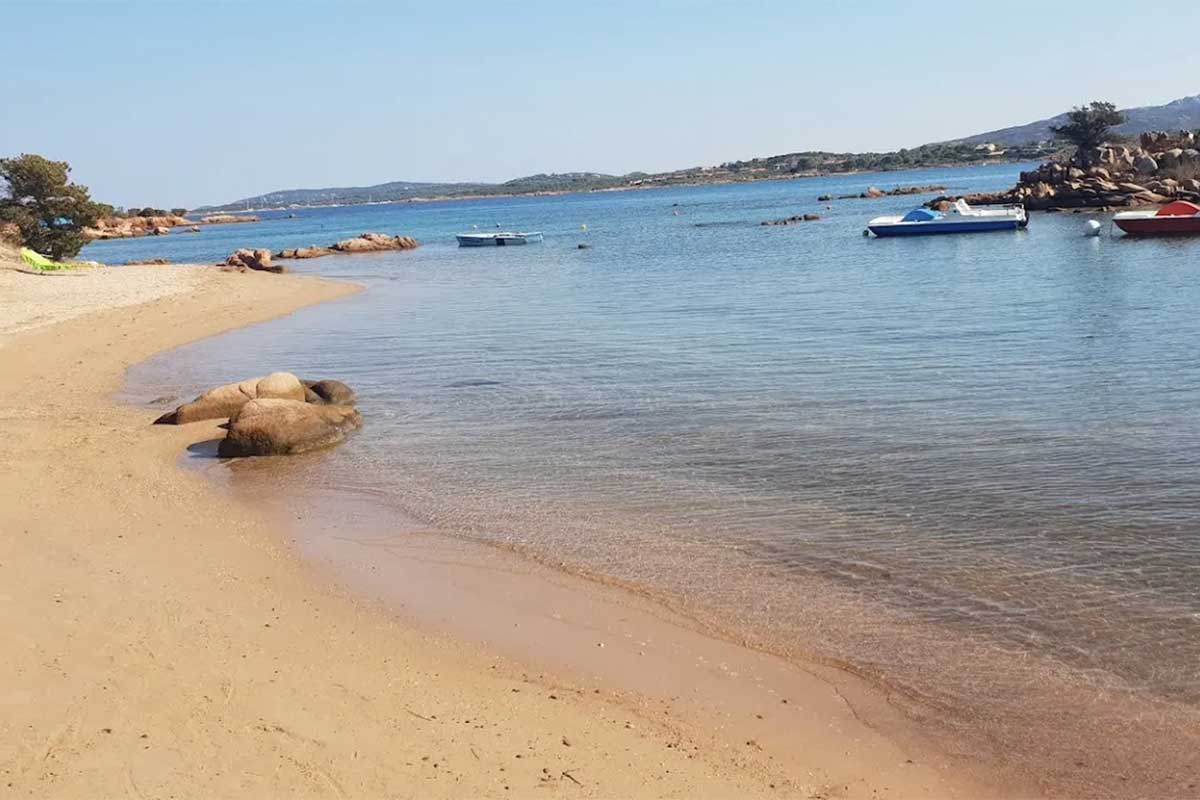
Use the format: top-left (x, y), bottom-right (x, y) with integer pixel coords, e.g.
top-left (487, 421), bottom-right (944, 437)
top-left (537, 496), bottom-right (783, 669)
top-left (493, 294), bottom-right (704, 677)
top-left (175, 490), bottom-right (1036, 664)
top-left (0, 258), bottom-right (1002, 798)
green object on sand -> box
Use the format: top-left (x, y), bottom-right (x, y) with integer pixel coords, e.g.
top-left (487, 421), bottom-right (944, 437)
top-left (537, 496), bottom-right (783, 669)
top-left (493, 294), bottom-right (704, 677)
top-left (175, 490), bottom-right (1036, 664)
top-left (20, 247), bottom-right (74, 271)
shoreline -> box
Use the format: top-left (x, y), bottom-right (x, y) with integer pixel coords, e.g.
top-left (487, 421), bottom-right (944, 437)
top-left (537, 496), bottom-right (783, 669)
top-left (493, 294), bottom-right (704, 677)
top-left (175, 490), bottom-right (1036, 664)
top-left (0, 263), bottom-right (1002, 797)
top-left (201, 467), bottom-right (1012, 799)
top-left (0, 269), bottom-right (776, 797)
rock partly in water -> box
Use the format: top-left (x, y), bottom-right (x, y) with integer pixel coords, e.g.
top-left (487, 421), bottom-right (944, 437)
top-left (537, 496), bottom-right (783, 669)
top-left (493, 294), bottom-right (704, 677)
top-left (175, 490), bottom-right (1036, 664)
top-left (276, 245), bottom-right (334, 260)
top-left (837, 184), bottom-right (946, 200)
top-left (331, 232), bottom-right (419, 253)
top-left (302, 379), bottom-right (357, 406)
top-left (200, 214), bottom-right (260, 225)
top-left (930, 134), bottom-right (1200, 212)
top-left (223, 248), bottom-right (282, 273)
top-left (154, 372), bottom-right (306, 424)
top-left (218, 398), bottom-right (362, 457)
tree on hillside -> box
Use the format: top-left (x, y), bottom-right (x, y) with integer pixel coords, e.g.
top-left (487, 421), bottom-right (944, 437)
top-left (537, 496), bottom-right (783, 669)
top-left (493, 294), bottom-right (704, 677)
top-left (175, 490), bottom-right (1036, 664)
top-left (0, 154), bottom-right (105, 259)
top-left (1049, 102), bottom-right (1126, 166)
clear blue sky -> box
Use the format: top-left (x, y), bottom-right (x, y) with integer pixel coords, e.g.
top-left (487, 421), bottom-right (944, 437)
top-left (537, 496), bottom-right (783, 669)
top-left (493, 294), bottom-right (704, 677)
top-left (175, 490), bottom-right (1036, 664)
top-left (4, 0), bottom-right (1199, 208)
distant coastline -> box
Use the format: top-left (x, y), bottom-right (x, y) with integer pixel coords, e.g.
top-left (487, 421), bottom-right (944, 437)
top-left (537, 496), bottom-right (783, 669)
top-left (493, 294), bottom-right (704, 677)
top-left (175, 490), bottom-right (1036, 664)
top-left (210, 153), bottom-right (1050, 214)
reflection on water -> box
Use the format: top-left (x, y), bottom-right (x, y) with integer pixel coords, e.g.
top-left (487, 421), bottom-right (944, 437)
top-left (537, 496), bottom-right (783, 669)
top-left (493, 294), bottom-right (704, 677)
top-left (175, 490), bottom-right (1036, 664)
top-left (114, 165), bottom-right (1200, 796)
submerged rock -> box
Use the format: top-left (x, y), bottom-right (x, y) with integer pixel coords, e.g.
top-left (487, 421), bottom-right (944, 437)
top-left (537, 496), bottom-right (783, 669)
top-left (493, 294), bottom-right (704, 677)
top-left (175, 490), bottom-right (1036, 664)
top-left (761, 213), bottom-right (821, 226)
top-left (276, 245), bottom-right (334, 259)
top-left (154, 372), bottom-right (306, 424)
top-left (218, 398), bottom-right (362, 457)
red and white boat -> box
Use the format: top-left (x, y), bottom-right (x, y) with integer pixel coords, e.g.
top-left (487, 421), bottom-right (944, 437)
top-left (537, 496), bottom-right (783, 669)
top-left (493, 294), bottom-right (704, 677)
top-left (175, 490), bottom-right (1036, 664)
top-left (1113, 200), bottom-right (1200, 236)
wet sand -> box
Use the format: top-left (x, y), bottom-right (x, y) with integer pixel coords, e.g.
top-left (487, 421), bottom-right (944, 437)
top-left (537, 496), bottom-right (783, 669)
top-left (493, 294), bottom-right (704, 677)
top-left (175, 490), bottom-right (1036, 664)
top-left (1, 264), bottom-right (1001, 798)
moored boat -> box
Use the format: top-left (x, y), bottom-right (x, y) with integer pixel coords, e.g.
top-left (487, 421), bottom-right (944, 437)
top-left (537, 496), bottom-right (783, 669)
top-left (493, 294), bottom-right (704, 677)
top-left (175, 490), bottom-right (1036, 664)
top-left (456, 231), bottom-right (544, 247)
top-left (867, 200), bottom-right (1027, 237)
top-left (1113, 201), bottom-right (1200, 236)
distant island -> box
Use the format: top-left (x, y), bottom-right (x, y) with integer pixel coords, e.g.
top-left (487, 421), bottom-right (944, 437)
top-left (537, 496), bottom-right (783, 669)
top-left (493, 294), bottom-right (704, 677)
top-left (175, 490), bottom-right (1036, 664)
top-left (196, 93), bottom-right (1200, 213)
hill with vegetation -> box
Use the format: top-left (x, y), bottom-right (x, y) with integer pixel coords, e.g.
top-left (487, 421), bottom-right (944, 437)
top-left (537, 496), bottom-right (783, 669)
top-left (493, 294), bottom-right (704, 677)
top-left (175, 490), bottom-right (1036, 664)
top-left (950, 93), bottom-right (1200, 147)
top-left (198, 96), bottom-right (1200, 212)
top-left (196, 139), bottom-right (1054, 212)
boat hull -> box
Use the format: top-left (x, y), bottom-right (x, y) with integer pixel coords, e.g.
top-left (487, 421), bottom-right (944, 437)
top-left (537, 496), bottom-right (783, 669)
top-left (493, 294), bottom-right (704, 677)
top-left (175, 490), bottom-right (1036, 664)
top-left (456, 232), bottom-right (544, 246)
top-left (868, 219), bottom-right (1022, 237)
top-left (1113, 217), bottom-right (1200, 236)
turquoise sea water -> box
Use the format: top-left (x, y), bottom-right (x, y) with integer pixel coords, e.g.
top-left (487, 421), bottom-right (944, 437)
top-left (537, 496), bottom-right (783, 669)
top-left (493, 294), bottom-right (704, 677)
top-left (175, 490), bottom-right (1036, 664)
top-left (95, 164), bottom-right (1200, 795)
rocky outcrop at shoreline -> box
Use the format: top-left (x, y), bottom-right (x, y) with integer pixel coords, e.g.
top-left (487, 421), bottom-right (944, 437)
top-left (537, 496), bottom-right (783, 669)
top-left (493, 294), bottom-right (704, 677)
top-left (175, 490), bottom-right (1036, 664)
top-left (930, 130), bottom-right (1200, 211)
top-left (155, 371), bottom-right (362, 456)
top-left (331, 232), bottom-right (419, 253)
top-left (84, 213), bottom-right (259, 240)
top-left (85, 215), bottom-right (191, 240)
top-left (274, 232), bottom-right (419, 260)
top-left (154, 372), bottom-right (306, 424)
top-left (222, 248), bottom-right (281, 273)
top-left (218, 398), bottom-right (362, 457)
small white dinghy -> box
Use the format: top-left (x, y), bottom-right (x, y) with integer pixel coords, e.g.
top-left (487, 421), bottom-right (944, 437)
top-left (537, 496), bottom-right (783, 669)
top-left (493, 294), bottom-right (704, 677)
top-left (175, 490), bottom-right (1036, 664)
top-left (456, 231), bottom-right (544, 247)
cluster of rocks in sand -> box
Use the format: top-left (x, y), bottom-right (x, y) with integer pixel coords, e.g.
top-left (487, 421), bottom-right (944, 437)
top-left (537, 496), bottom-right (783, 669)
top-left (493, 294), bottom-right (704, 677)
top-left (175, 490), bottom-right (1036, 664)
top-left (933, 130), bottom-right (1200, 211)
top-left (155, 372), bottom-right (360, 457)
top-left (85, 214), bottom-right (259, 240)
top-left (221, 232), bottom-right (420, 274)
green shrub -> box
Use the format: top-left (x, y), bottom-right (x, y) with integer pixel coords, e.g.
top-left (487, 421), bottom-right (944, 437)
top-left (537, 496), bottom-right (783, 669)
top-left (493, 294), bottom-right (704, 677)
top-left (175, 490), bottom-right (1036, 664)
top-left (0, 154), bottom-right (104, 259)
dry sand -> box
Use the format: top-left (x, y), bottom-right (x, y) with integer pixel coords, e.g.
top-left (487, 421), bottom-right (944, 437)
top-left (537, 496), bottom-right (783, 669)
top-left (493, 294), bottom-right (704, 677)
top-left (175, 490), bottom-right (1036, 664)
top-left (0, 245), bottom-right (204, 339)
top-left (0, 262), bottom-right (1001, 798)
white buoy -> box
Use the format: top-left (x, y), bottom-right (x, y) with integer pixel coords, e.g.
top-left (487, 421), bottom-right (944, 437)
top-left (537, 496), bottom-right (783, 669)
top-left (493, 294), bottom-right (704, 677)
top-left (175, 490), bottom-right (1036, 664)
top-left (1084, 219), bottom-right (1103, 237)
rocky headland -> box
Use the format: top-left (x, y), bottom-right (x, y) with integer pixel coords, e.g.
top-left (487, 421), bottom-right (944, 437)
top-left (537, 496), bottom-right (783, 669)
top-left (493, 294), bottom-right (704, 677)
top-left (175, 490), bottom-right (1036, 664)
top-left (85, 212), bottom-right (259, 240)
top-left (930, 130), bottom-right (1200, 211)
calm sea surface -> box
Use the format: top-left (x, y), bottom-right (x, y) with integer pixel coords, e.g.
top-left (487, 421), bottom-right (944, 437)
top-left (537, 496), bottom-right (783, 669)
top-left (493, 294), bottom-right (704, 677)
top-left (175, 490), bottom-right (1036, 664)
top-left (94, 164), bottom-right (1200, 795)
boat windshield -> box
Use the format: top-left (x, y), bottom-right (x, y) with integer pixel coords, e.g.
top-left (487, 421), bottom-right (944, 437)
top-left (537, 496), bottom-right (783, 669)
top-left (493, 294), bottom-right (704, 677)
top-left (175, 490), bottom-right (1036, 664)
top-left (901, 208), bottom-right (942, 222)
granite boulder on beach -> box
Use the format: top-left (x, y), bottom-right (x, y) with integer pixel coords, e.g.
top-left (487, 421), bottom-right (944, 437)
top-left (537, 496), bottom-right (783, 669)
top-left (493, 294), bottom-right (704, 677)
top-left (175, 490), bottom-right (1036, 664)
top-left (155, 371), bottom-right (362, 456)
top-left (154, 371), bottom-right (307, 424)
top-left (222, 248), bottom-right (281, 273)
top-left (217, 397), bottom-right (362, 457)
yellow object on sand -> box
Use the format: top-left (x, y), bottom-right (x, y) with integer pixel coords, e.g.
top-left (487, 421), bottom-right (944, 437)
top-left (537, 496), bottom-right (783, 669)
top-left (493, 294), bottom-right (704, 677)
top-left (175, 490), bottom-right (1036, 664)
top-left (20, 247), bottom-right (75, 271)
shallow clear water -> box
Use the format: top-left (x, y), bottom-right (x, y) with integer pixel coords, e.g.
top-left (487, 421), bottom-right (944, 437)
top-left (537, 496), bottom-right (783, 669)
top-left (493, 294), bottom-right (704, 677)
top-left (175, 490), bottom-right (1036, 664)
top-left (102, 164), bottom-right (1200, 795)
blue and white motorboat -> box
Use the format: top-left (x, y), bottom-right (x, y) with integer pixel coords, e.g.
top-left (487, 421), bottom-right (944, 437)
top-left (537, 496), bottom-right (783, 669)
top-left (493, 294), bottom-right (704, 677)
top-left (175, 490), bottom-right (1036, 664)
top-left (456, 231), bottom-right (544, 247)
top-left (866, 200), bottom-right (1027, 237)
